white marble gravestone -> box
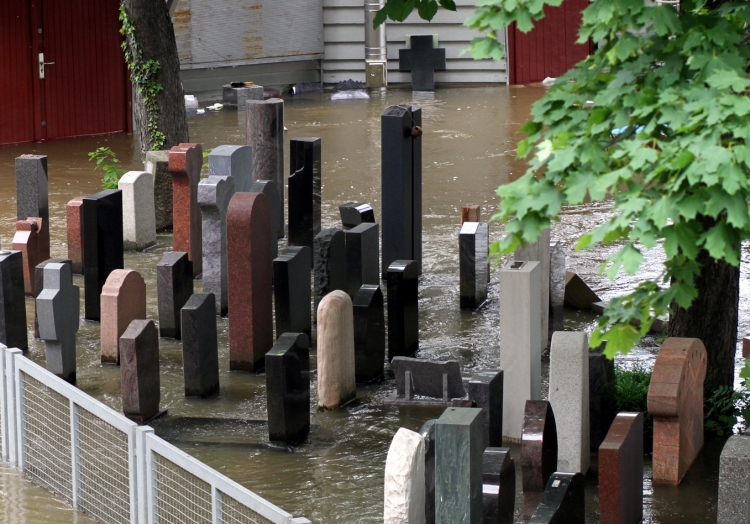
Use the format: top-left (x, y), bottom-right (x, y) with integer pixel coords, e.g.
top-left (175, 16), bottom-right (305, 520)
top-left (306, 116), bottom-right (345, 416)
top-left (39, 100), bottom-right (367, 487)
top-left (384, 427), bottom-right (426, 524)
top-left (119, 171), bottom-right (156, 251)
top-left (317, 290), bottom-right (356, 410)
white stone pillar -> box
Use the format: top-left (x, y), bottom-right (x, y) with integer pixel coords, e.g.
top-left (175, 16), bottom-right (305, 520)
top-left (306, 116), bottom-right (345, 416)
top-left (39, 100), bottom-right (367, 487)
top-left (119, 171), bottom-right (156, 251)
top-left (384, 427), bottom-right (426, 524)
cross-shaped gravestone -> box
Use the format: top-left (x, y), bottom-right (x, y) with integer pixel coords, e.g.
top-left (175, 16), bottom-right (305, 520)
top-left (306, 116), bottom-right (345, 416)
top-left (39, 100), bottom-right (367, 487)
top-left (399, 35), bottom-right (446, 91)
top-left (37, 262), bottom-right (80, 383)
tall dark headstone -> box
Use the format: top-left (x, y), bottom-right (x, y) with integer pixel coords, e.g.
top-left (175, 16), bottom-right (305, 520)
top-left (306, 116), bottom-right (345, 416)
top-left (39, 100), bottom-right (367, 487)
top-left (353, 285), bottom-right (385, 383)
top-left (420, 419), bottom-right (437, 524)
top-left (82, 190), bottom-right (124, 322)
top-left (288, 137), bottom-right (322, 251)
top-left (589, 348), bottom-right (617, 450)
top-left (381, 105), bottom-right (422, 277)
top-left (528, 472), bottom-right (585, 524)
top-left (120, 320), bottom-right (162, 424)
top-left (483, 447), bottom-right (515, 524)
top-left (398, 35), bottom-right (447, 91)
top-left (314, 228), bottom-right (347, 312)
top-left (15, 154), bottom-right (49, 222)
top-left (522, 400), bottom-right (558, 493)
top-left (468, 370), bottom-right (503, 449)
top-left (274, 246), bottom-right (312, 338)
top-left (386, 260), bottom-right (419, 360)
top-left (339, 202), bottom-right (375, 229)
top-left (265, 332), bottom-right (310, 444)
top-left (345, 223), bottom-right (379, 298)
top-left (249, 180), bottom-right (281, 260)
top-left (37, 262), bottom-right (79, 383)
top-left (34, 258), bottom-right (72, 339)
top-left (157, 252), bottom-right (194, 339)
top-left (460, 222), bottom-right (489, 309)
top-left (599, 412), bottom-right (643, 524)
top-left (0, 251), bottom-right (28, 351)
top-left (181, 293), bottom-right (219, 398)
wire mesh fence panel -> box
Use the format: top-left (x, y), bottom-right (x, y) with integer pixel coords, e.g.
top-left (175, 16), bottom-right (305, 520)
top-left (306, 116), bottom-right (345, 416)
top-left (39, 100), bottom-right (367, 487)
top-left (21, 373), bottom-right (73, 504)
top-left (219, 491), bottom-right (277, 524)
top-left (76, 406), bottom-right (132, 524)
top-left (154, 452), bottom-right (213, 523)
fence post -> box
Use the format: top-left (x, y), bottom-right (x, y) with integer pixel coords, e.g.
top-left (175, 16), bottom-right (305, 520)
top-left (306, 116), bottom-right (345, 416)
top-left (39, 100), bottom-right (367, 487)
top-left (136, 426), bottom-right (154, 524)
top-left (70, 401), bottom-right (79, 508)
top-left (212, 485), bottom-right (220, 524)
top-left (7, 348), bottom-right (22, 469)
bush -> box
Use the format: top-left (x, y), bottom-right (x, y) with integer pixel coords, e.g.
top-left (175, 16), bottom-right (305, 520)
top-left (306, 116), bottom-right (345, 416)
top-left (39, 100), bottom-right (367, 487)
top-left (89, 147), bottom-right (124, 190)
top-left (705, 383), bottom-right (750, 437)
top-left (614, 362), bottom-right (653, 446)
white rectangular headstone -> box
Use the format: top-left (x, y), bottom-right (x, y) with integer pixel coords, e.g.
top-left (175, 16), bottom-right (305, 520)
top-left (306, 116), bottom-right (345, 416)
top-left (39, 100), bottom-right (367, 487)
top-left (119, 171), bottom-right (156, 251)
top-left (515, 228), bottom-right (550, 350)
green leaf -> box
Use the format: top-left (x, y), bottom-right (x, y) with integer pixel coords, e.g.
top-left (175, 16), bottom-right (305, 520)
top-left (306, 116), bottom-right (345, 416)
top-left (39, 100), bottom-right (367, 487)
top-left (418, 0), bottom-right (439, 21)
top-left (373, 7), bottom-right (388, 28)
top-left (437, 0), bottom-right (456, 10)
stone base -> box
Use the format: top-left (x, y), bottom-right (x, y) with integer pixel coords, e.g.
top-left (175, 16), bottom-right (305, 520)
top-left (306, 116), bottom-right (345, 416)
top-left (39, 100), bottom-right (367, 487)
top-left (384, 392), bottom-right (473, 408)
top-left (125, 408), bottom-right (168, 426)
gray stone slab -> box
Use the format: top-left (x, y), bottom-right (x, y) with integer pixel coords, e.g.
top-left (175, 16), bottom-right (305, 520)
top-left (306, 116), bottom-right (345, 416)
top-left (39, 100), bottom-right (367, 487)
top-left (0, 251), bottom-right (28, 351)
top-left (15, 155), bottom-right (49, 222)
top-left (549, 240), bottom-right (565, 333)
top-left (181, 293), bottom-right (219, 398)
top-left (392, 356), bottom-right (465, 400)
top-left (144, 151), bottom-right (173, 231)
top-left (34, 258), bottom-right (72, 339)
top-left (345, 222), bottom-right (379, 298)
top-left (37, 262), bottom-right (79, 383)
top-left (199, 176), bottom-right (235, 315)
top-left (249, 180), bottom-right (281, 260)
top-left (515, 229), bottom-right (550, 351)
top-left (460, 222), bottom-right (489, 309)
top-left (719, 435), bottom-right (750, 523)
top-left (208, 145), bottom-right (253, 193)
top-left (468, 369), bottom-right (503, 449)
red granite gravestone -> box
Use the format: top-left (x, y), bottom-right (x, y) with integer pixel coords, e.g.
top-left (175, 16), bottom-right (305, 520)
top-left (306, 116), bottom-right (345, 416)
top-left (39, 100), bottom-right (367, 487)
top-left (101, 270), bottom-right (147, 365)
top-left (599, 412), bottom-right (644, 524)
top-left (120, 319), bottom-right (162, 424)
top-left (66, 197), bottom-right (85, 274)
top-left (226, 192), bottom-right (274, 372)
top-left (12, 217), bottom-right (49, 296)
top-left (648, 337), bottom-right (707, 485)
top-left (169, 143), bottom-right (203, 276)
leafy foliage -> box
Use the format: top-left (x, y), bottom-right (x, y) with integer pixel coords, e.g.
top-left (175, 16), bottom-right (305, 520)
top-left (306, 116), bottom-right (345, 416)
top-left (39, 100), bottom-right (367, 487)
top-left (704, 383), bottom-right (750, 436)
top-left (374, 0), bottom-right (457, 27)
top-left (89, 147), bottom-right (124, 190)
top-left (614, 362), bottom-right (653, 441)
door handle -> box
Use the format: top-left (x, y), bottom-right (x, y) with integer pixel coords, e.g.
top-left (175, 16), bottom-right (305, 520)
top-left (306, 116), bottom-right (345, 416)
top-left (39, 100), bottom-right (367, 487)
top-left (38, 53), bottom-right (54, 79)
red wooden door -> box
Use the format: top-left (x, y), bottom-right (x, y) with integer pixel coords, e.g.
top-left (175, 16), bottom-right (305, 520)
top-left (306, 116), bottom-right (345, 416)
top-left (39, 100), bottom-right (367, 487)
top-left (0, 1), bottom-right (36, 145)
top-left (508, 0), bottom-right (592, 84)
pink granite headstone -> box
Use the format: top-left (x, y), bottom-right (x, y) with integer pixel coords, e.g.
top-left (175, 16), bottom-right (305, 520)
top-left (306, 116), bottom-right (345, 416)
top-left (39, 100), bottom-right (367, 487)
top-left (100, 269), bottom-right (147, 365)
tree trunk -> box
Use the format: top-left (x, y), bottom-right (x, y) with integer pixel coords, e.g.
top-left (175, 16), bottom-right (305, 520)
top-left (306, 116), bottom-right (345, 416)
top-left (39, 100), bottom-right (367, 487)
top-left (668, 216), bottom-right (740, 396)
top-left (121, 0), bottom-right (189, 160)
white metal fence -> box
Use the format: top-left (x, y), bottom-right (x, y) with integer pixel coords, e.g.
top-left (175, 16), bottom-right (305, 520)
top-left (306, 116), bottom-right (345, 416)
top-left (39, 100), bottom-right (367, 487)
top-left (0, 345), bottom-right (310, 524)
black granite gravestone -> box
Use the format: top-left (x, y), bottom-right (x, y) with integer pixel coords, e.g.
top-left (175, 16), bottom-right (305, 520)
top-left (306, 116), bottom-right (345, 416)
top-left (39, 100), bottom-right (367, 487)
top-left (249, 180), bottom-right (281, 259)
top-left (345, 223), bottom-right (379, 297)
top-left (399, 35), bottom-right (446, 91)
top-left (353, 284), bottom-right (385, 383)
top-left (0, 251), bottom-right (28, 351)
top-left (421, 419), bottom-right (437, 524)
top-left (528, 472), bottom-right (585, 524)
top-left (82, 190), bottom-right (124, 321)
top-left (181, 293), bottom-right (219, 398)
top-left (589, 348), bottom-right (617, 450)
top-left (288, 138), bottom-right (321, 252)
top-left (120, 320), bottom-right (162, 424)
top-left (381, 105), bottom-right (422, 277)
top-left (386, 260), bottom-right (419, 360)
top-left (460, 222), bottom-right (489, 309)
top-left (314, 228), bottom-right (347, 312)
top-left (339, 202), bottom-right (375, 229)
top-left (391, 356), bottom-right (465, 400)
top-left (522, 400), bottom-right (558, 493)
top-left (469, 369), bottom-right (503, 449)
top-left (34, 258), bottom-right (72, 339)
top-left (483, 447), bottom-right (515, 524)
top-left (157, 252), bottom-right (194, 339)
top-left (265, 332), bottom-right (310, 444)
top-left (274, 246), bottom-right (312, 338)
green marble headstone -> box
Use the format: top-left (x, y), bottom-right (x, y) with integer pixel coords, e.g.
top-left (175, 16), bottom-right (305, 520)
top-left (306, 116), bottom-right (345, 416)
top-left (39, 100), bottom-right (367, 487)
top-left (435, 407), bottom-right (483, 523)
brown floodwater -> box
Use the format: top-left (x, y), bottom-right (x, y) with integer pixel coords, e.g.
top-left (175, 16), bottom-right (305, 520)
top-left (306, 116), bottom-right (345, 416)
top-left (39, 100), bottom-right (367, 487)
top-left (0, 84), bottom-right (745, 522)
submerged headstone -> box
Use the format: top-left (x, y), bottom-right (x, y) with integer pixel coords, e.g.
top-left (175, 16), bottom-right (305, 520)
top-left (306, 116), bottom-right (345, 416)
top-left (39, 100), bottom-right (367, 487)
top-left (249, 179), bottom-right (281, 260)
top-left (144, 150), bottom-right (172, 231)
top-left (198, 175), bottom-right (235, 315)
top-left (353, 284), bottom-right (386, 383)
top-left (289, 137), bottom-right (322, 251)
top-left (460, 222), bottom-right (489, 309)
top-left (208, 145), bottom-right (253, 193)
top-left (314, 228), bottom-right (347, 312)
top-left (399, 35), bottom-right (446, 91)
top-left (266, 332), bottom-right (310, 444)
top-left (718, 435), bottom-right (750, 524)
top-left (119, 171), bottom-right (156, 251)
top-left (12, 218), bottom-right (49, 296)
top-left (100, 270), bottom-right (147, 365)
top-left (157, 252), bottom-right (194, 339)
top-left (0, 251), bottom-right (28, 351)
top-left (274, 246), bottom-right (312, 338)
top-left (386, 260), bottom-right (419, 360)
top-left (528, 472), bottom-right (585, 524)
top-left (391, 357), bottom-right (465, 402)
top-left (120, 320), bottom-right (162, 424)
top-left (599, 412), bottom-right (643, 524)
top-left (515, 229), bottom-right (550, 350)
top-left (468, 369), bottom-right (503, 449)
top-left (339, 202), bottom-right (375, 229)
top-left (345, 223), bottom-right (379, 298)
top-left (317, 290), bottom-right (356, 410)
top-left (482, 447), bottom-right (515, 524)
top-left (181, 293), bottom-right (219, 398)
top-left (169, 143), bottom-right (203, 276)
top-left (66, 197), bottom-right (85, 274)
top-left (37, 262), bottom-right (79, 383)
top-left (521, 400), bottom-right (558, 493)
top-left (384, 427), bottom-right (426, 524)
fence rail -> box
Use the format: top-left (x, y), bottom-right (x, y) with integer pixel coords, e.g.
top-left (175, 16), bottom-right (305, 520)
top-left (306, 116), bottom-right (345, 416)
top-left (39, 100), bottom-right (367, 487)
top-left (0, 344), bottom-right (310, 524)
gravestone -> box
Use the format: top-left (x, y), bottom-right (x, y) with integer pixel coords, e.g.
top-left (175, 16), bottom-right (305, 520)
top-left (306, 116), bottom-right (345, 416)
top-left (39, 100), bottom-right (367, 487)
top-left (0, 251), bottom-right (28, 351)
top-left (500, 260), bottom-right (541, 442)
top-left (314, 228), bottom-right (347, 312)
top-left (528, 473), bottom-right (585, 524)
top-left (82, 189), bottom-right (124, 322)
top-left (119, 171), bottom-right (156, 251)
top-left (266, 332), bottom-right (310, 444)
top-left (249, 180), bottom-right (281, 260)
top-left (482, 447), bottom-right (515, 524)
top-left (549, 332), bottom-right (589, 474)
top-left (435, 407), bottom-right (483, 524)
top-left (120, 320), bottom-right (162, 424)
top-left (246, 98), bottom-right (285, 238)
top-left (157, 252), bottom-right (194, 339)
top-left (223, 83), bottom-right (263, 109)
top-left (100, 270), bottom-right (147, 365)
top-left (345, 223), bottom-right (379, 297)
top-left (386, 260), bottom-right (419, 360)
top-left (15, 154), bottom-right (49, 223)
top-left (144, 150), bottom-right (172, 231)
top-left (198, 175), bottom-right (235, 315)
top-left (718, 435), bottom-right (750, 524)
top-left (744, 337), bottom-right (750, 359)
top-left (392, 357), bottom-right (465, 401)
top-left (181, 293), bottom-right (219, 398)
top-left (37, 262), bottom-right (79, 383)
top-left (521, 400), bottom-right (558, 492)
top-left (589, 348), bottom-right (617, 450)
top-left (549, 241), bottom-right (565, 333)
top-left (648, 337), bottom-right (707, 484)
top-left (169, 143), bottom-right (203, 276)
top-left (274, 246), bottom-right (312, 338)
top-left (288, 137), bottom-right (322, 251)
top-left (599, 412), bottom-right (643, 524)
top-left (317, 290), bottom-right (356, 410)
top-left (353, 284), bottom-right (386, 383)
top-left (515, 229), bottom-right (550, 350)
top-left (227, 192), bottom-right (274, 372)
top-left (66, 197), bottom-right (85, 274)
top-left (12, 218), bottom-right (49, 296)
top-left (384, 427), bottom-right (426, 524)
top-left (460, 222), bottom-right (489, 309)
top-left (421, 419), bottom-right (437, 524)
top-left (564, 271), bottom-right (600, 309)
top-left (208, 145), bottom-right (253, 192)
top-left (381, 105), bottom-right (422, 277)
top-left (460, 204), bottom-right (480, 225)
top-left (34, 258), bottom-right (72, 339)
top-left (339, 202), bottom-right (375, 229)
top-left (399, 35), bottom-right (446, 91)
top-left (468, 370), bottom-right (503, 449)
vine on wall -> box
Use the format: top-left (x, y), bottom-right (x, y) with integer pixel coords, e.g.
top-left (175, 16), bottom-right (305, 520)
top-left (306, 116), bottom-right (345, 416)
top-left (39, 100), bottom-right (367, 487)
top-left (119, 5), bottom-right (166, 149)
